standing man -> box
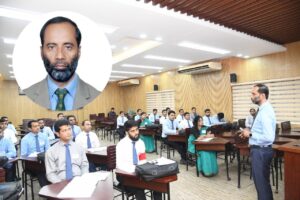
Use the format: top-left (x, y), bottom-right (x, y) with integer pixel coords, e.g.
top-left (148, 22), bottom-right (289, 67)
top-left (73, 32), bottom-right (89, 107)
top-left (38, 118), bottom-right (55, 140)
top-left (108, 107), bottom-right (117, 118)
top-left (23, 16), bottom-right (100, 111)
top-left (67, 115), bottom-right (81, 141)
top-left (45, 119), bottom-right (88, 183)
top-left (240, 84), bottom-right (276, 200)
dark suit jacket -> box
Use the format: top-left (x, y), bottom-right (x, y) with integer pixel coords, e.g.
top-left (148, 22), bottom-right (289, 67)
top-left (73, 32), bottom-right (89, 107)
top-left (24, 75), bottom-right (100, 110)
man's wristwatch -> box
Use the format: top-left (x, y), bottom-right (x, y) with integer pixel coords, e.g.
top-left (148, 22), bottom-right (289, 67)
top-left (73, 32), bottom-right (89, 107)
top-left (249, 133), bottom-right (252, 137)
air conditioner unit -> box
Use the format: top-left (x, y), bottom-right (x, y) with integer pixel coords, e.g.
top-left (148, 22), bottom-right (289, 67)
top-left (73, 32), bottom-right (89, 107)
top-left (177, 62), bottom-right (222, 74)
top-left (118, 79), bottom-right (140, 86)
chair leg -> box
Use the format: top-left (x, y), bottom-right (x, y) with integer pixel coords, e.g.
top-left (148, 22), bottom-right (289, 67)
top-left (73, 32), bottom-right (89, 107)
top-left (31, 177), bottom-right (34, 200)
top-left (271, 164), bottom-right (275, 186)
top-left (279, 158), bottom-right (283, 180)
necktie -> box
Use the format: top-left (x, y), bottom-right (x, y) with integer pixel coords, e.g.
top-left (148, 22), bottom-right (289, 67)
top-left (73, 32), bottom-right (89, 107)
top-left (182, 115), bottom-right (183, 120)
top-left (41, 128), bottom-right (43, 133)
top-left (35, 135), bottom-right (41, 152)
top-left (208, 117), bottom-right (211, 125)
top-left (65, 144), bottom-right (73, 180)
top-left (171, 120), bottom-right (174, 130)
top-left (72, 126), bottom-right (76, 141)
top-left (188, 121), bottom-right (191, 128)
top-left (122, 117), bottom-right (124, 123)
top-left (87, 133), bottom-right (92, 148)
top-left (132, 141), bottom-right (138, 165)
top-left (55, 88), bottom-right (68, 111)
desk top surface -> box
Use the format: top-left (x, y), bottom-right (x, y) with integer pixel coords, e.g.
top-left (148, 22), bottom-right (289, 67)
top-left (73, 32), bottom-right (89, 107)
top-left (278, 140), bottom-right (300, 154)
top-left (193, 137), bottom-right (230, 145)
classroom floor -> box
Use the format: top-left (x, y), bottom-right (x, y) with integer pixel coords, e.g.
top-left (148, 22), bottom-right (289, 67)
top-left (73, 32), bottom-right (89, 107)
top-left (19, 134), bottom-right (284, 200)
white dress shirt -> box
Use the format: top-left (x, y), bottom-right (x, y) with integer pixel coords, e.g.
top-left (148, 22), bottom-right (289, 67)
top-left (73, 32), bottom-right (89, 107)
top-left (149, 113), bottom-right (160, 123)
top-left (179, 119), bottom-right (193, 129)
top-left (134, 115), bottom-right (141, 121)
top-left (176, 114), bottom-right (184, 123)
top-left (4, 128), bottom-right (18, 144)
top-left (116, 136), bottom-right (147, 173)
top-left (41, 126), bottom-right (55, 140)
top-left (203, 115), bottom-right (213, 126)
top-left (75, 131), bottom-right (100, 150)
top-left (159, 116), bottom-right (167, 125)
top-left (117, 116), bottom-right (128, 128)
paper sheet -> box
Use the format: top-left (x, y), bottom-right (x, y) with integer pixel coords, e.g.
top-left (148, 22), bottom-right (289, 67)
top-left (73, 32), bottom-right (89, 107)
top-left (198, 138), bottom-right (214, 142)
top-left (57, 171), bottom-right (110, 198)
top-left (87, 146), bottom-right (107, 152)
top-left (149, 157), bottom-right (175, 166)
top-left (28, 152), bottom-right (38, 157)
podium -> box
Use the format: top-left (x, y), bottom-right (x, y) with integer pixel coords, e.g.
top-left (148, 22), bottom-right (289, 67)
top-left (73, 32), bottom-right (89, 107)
top-left (278, 140), bottom-right (300, 200)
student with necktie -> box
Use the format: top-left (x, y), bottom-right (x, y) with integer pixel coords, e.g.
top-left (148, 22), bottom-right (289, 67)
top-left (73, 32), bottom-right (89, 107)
top-left (134, 109), bottom-right (142, 121)
top-left (116, 120), bottom-right (162, 200)
top-left (117, 111), bottom-right (128, 139)
top-left (38, 118), bottom-right (55, 140)
top-left (159, 109), bottom-right (168, 125)
top-left (21, 120), bottom-right (50, 186)
top-left (45, 119), bottom-right (88, 183)
top-left (75, 120), bottom-right (100, 172)
top-left (176, 109), bottom-right (185, 123)
top-left (149, 108), bottom-right (159, 123)
top-left (67, 115), bottom-right (81, 141)
top-left (179, 112), bottom-right (193, 129)
top-left (203, 108), bottom-right (213, 126)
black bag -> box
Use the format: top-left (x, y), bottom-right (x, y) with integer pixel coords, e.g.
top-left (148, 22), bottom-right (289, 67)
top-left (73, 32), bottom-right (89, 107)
top-left (0, 180), bottom-right (23, 200)
top-left (135, 162), bottom-right (179, 181)
top-left (0, 156), bottom-right (8, 167)
top-left (37, 152), bottom-right (45, 163)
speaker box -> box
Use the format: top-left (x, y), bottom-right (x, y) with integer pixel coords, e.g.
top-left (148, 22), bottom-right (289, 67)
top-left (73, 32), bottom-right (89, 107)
top-left (154, 84), bottom-right (159, 91)
top-left (230, 73), bottom-right (237, 83)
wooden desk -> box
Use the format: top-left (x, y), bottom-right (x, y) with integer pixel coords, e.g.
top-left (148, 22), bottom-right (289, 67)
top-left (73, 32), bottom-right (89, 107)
top-left (39, 175), bottom-right (113, 200)
top-left (193, 137), bottom-right (231, 180)
top-left (279, 131), bottom-right (300, 139)
top-left (167, 134), bottom-right (186, 143)
top-left (86, 150), bottom-right (108, 165)
top-left (278, 140), bottom-right (300, 200)
top-left (115, 169), bottom-right (177, 200)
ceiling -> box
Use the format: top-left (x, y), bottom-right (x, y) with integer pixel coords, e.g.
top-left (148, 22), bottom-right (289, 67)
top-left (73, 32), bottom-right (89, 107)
top-left (0, 0), bottom-right (287, 82)
top-left (145, 0), bottom-right (300, 45)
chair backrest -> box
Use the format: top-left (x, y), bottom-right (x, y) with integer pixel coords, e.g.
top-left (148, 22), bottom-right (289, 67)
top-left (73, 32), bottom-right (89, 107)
top-left (238, 119), bottom-right (246, 128)
top-left (106, 145), bottom-right (116, 171)
top-left (281, 121), bottom-right (291, 131)
top-left (98, 113), bottom-right (105, 118)
top-left (0, 167), bottom-right (5, 183)
top-left (89, 114), bottom-right (97, 121)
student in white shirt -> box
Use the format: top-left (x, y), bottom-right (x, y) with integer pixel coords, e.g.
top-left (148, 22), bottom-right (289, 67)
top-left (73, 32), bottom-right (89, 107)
top-left (116, 120), bottom-right (162, 200)
top-left (117, 111), bottom-right (128, 139)
top-left (176, 109), bottom-right (185, 123)
top-left (67, 115), bottom-right (81, 141)
top-left (76, 120), bottom-right (100, 172)
top-left (179, 112), bottom-right (193, 129)
top-left (203, 108), bottom-right (214, 126)
top-left (159, 109), bottom-right (168, 125)
top-left (149, 109), bottom-right (160, 123)
top-left (245, 108), bottom-right (256, 128)
top-left (134, 109), bottom-right (142, 121)
top-left (0, 120), bottom-right (18, 145)
top-left (1, 116), bottom-right (17, 135)
top-left (190, 107), bottom-right (198, 121)
top-left (38, 119), bottom-right (55, 140)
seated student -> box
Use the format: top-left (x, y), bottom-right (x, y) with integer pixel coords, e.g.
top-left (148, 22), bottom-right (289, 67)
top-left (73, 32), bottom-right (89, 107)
top-left (21, 120), bottom-right (49, 187)
top-left (0, 119), bottom-right (17, 145)
top-left (108, 107), bottom-right (117, 119)
top-left (176, 109), bottom-right (184, 123)
top-left (162, 110), bottom-right (187, 164)
top-left (38, 119), bottom-right (55, 140)
top-left (148, 109), bottom-right (160, 123)
top-left (0, 121), bottom-right (17, 182)
top-left (67, 115), bottom-right (81, 141)
top-left (1, 116), bottom-right (17, 135)
top-left (216, 112), bottom-right (226, 123)
top-left (179, 112), bottom-right (193, 129)
top-left (75, 120), bottom-right (100, 172)
top-left (159, 109), bottom-right (167, 125)
top-left (45, 119), bottom-right (89, 183)
top-left (138, 112), bottom-right (155, 153)
top-left (116, 120), bottom-right (162, 200)
top-left (117, 111), bottom-right (128, 139)
top-left (188, 116), bottom-right (218, 177)
top-left (245, 108), bottom-right (256, 128)
top-left (52, 113), bottom-right (65, 133)
top-left (203, 108), bottom-right (214, 126)
top-left (134, 109), bottom-right (142, 121)
top-left (190, 107), bottom-right (198, 121)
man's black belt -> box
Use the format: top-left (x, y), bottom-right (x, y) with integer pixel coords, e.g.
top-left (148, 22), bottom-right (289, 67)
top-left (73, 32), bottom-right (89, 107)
top-left (250, 144), bottom-right (272, 149)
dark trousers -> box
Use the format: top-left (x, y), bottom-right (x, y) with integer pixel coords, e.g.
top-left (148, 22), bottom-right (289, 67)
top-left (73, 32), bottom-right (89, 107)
top-left (26, 170), bottom-right (48, 187)
top-left (117, 175), bottom-right (162, 200)
top-left (162, 138), bottom-right (186, 160)
top-left (250, 146), bottom-right (274, 200)
top-left (4, 162), bottom-right (16, 182)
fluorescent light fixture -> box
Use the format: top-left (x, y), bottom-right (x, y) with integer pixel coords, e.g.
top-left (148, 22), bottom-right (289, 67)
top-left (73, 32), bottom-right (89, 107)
top-left (236, 54), bottom-right (243, 57)
top-left (6, 54), bottom-right (12, 58)
top-left (0, 6), bottom-right (39, 21)
top-left (112, 70), bottom-right (143, 75)
top-left (158, 70), bottom-right (162, 73)
top-left (139, 34), bottom-right (147, 39)
top-left (121, 64), bottom-right (163, 70)
top-left (3, 38), bottom-right (17, 44)
top-left (144, 55), bottom-right (191, 63)
top-left (244, 55), bottom-right (250, 59)
top-left (155, 37), bottom-right (162, 41)
top-left (99, 24), bottom-right (119, 34)
top-left (111, 45), bottom-right (116, 49)
top-left (8, 64), bottom-right (13, 68)
top-left (178, 41), bottom-right (230, 55)
top-left (110, 75), bottom-right (128, 79)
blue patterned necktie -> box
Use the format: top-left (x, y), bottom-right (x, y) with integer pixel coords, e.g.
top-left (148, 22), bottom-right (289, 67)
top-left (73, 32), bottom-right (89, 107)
top-left (55, 88), bottom-right (68, 111)
top-left (35, 135), bottom-right (41, 152)
top-left (188, 120), bottom-right (191, 128)
top-left (171, 120), bottom-right (174, 130)
top-left (65, 144), bottom-right (73, 180)
top-left (72, 126), bottom-right (76, 141)
top-left (132, 141), bottom-right (138, 165)
top-left (208, 117), bottom-right (211, 125)
top-left (87, 133), bottom-right (92, 148)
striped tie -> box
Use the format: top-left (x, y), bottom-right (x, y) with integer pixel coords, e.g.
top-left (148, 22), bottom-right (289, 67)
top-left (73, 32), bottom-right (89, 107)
top-left (55, 88), bottom-right (68, 111)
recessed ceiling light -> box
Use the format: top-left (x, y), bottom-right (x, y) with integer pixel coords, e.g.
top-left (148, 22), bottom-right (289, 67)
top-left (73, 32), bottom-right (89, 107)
top-left (8, 64), bottom-right (13, 68)
top-left (155, 37), bottom-right (162, 41)
top-left (6, 54), bottom-right (12, 58)
top-left (139, 34), bottom-right (147, 39)
top-left (244, 55), bottom-right (250, 59)
top-left (110, 75), bottom-right (128, 79)
top-left (121, 64), bottom-right (163, 70)
top-left (111, 45), bottom-right (116, 49)
top-left (236, 54), bottom-right (243, 57)
top-left (112, 70), bottom-right (143, 75)
top-left (178, 41), bottom-right (231, 54)
top-left (3, 38), bottom-right (17, 44)
top-left (144, 55), bottom-right (191, 63)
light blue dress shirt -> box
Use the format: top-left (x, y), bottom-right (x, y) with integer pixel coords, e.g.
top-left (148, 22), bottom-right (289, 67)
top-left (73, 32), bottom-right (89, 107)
top-left (134, 115), bottom-right (141, 121)
top-left (71, 125), bottom-right (81, 140)
top-left (162, 119), bottom-right (180, 138)
top-left (21, 132), bottom-right (50, 156)
top-left (47, 74), bottom-right (78, 110)
top-left (250, 101), bottom-right (276, 146)
top-left (41, 126), bottom-right (55, 140)
top-left (0, 136), bottom-right (16, 158)
top-left (149, 113), bottom-right (159, 123)
top-left (203, 115), bottom-right (213, 126)
top-left (7, 124), bottom-right (17, 134)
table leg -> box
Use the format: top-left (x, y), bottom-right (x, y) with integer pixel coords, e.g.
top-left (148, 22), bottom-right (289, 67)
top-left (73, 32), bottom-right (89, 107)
top-left (274, 154), bottom-right (278, 193)
top-left (237, 148), bottom-right (241, 188)
top-left (167, 183), bottom-right (170, 200)
top-left (225, 145), bottom-right (231, 181)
